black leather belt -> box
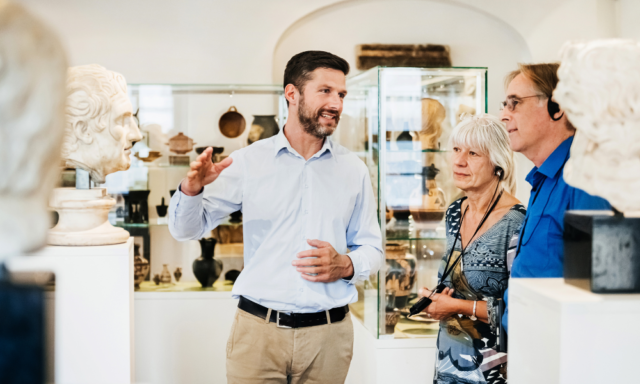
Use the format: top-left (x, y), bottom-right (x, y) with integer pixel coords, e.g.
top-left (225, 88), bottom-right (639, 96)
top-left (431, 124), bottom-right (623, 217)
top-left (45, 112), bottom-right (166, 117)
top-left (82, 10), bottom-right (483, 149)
top-left (238, 296), bottom-right (349, 329)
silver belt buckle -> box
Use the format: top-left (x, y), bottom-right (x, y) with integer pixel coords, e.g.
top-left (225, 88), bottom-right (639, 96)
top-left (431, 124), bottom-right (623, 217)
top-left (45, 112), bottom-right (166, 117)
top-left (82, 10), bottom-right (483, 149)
top-left (276, 311), bottom-right (291, 328)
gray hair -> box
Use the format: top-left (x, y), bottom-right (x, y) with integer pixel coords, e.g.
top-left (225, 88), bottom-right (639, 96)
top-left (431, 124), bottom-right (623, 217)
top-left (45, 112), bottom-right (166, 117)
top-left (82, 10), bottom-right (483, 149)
top-left (63, 64), bottom-right (128, 158)
top-left (449, 114), bottom-right (517, 195)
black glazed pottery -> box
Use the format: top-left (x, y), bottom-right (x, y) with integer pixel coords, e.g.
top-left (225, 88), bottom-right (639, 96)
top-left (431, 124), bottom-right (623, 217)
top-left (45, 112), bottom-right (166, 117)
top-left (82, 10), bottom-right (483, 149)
top-left (193, 238), bottom-right (223, 288)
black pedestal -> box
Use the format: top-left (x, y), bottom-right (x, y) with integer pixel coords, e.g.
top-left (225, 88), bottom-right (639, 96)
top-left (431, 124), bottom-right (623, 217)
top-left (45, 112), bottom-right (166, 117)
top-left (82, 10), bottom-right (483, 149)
top-left (564, 211), bottom-right (640, 293)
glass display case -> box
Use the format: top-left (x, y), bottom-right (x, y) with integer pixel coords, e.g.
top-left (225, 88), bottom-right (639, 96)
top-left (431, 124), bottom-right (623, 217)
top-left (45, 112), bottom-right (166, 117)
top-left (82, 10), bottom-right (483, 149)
top-left (101, 83), bottom-right (287, 290)
top-left (338, 67), bottom-right (487, 339)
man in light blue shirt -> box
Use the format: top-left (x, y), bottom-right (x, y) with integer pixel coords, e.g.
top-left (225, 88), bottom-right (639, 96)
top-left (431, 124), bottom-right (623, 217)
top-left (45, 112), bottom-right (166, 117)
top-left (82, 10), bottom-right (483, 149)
top-left (169, 51), bottom-right (383, 384)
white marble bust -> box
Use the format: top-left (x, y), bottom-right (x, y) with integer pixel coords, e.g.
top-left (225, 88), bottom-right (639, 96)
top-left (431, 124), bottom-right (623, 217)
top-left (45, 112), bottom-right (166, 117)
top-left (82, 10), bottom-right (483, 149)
top-left (555, 39), bottom-right (640, 212)
top-left (0, 2), bottom-right (67, 260)
top-left (63, 64), bottom-right (142, 183)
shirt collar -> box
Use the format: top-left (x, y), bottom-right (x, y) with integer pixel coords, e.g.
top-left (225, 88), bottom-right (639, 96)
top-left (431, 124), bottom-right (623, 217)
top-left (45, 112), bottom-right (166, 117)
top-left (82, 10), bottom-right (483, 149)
top-left (526, 136), bottom-right (574, 185)
top-left (273, 125), bottom-right (336, 161)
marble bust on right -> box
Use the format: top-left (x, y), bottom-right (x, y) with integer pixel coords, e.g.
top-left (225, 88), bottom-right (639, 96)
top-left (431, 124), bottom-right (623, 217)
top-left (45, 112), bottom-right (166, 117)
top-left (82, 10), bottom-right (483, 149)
top-left (554, 39), bottom-right (640, 213)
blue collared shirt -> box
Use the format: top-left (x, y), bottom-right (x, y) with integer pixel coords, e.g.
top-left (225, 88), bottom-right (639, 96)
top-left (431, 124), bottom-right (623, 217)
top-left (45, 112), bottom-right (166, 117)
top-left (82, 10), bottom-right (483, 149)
top-left (503, 136), bottom-right (610, 332)
top-left (168, 127), bottom-right (383, 313)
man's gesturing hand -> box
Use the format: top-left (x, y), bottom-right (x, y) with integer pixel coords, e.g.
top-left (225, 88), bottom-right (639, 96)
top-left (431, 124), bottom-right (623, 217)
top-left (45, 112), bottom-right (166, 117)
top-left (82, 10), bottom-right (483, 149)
top-left (181, 147), bottom-right (233, 196)
top-left (292, 239), bottom-right (354, 283)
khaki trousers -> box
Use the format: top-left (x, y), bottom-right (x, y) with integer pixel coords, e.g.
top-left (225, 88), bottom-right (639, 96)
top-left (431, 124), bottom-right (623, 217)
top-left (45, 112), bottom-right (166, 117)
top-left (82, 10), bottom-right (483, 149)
top-left (226, 308), bottom-right (354, 384)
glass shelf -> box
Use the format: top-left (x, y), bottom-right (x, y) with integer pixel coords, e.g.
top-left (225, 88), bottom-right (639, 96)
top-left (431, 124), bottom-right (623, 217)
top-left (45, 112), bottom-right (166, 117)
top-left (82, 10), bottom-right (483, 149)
top-left (129, 83), bottom-right (284, 95)
top-left (386, 148), bottom-right (450, 153)
top-left (136, 280), bottom-right (233, 292)
top-left (386, 236), bottom-right (446, 241)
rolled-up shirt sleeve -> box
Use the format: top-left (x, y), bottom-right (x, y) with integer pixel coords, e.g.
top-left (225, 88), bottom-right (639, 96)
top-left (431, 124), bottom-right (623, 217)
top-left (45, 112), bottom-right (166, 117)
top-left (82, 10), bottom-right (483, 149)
top-left (344, 168), bottom-right (383, 284)
top-left (169, 152), bottom-right (244, 241)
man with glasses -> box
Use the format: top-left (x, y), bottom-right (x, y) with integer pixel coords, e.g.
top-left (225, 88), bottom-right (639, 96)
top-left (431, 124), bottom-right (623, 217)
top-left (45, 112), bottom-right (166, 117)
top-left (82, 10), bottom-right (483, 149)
top-left (499, 63), bottom-right (610, 334)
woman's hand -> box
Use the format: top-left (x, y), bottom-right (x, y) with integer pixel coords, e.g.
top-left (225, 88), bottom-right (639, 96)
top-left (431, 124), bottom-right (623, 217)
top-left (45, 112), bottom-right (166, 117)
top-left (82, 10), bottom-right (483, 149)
top-left (418, 287), bottom-right (459, 321)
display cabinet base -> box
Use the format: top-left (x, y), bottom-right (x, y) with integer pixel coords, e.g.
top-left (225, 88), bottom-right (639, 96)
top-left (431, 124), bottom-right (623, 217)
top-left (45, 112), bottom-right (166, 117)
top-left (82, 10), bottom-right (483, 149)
top-left (48, 187), bottom-right (130, 246)
top-left (169, 155), bottom-right (190, 166)
top-left (564, 210), bottom-right (640, 293)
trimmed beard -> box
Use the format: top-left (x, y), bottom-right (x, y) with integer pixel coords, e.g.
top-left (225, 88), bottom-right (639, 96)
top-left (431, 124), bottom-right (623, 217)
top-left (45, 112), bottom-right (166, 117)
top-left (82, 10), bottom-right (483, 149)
top-left (298, 95), bottom-right (339, 139)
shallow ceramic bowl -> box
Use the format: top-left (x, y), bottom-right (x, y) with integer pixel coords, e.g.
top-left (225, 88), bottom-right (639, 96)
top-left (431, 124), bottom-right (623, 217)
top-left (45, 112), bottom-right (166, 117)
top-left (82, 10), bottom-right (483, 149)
top-left (135, 151), bottom-right (162, 162)
top-left (410, 208), bottom-right (446, 223)
top-left (385, 242), bottom-right (408, 260)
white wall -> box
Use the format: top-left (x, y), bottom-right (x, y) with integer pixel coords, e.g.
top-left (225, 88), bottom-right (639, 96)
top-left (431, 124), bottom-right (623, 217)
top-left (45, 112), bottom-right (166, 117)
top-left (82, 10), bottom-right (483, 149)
top-left (272, 0), bottom-right (536, 202)
top-left (18, 0), bottom-right (639, 200)
top-left (18, 0), bottom-right (344, 84)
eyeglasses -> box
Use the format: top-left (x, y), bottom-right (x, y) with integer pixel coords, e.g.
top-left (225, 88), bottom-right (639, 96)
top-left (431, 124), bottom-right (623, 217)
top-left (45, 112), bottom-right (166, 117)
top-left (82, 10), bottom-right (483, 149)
top-left (499, 95), bottom-right (544, 112)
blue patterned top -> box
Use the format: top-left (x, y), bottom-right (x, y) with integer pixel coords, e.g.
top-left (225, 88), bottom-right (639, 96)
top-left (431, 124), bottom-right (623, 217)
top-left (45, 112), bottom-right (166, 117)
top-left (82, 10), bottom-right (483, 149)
top-left (433, 198), bottom-right (526, 384)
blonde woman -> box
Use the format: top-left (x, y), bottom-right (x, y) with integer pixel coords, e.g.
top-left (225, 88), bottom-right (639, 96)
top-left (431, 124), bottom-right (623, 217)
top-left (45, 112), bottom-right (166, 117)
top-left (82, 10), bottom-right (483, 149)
top-left (420, 114), bottom-right (525, 384)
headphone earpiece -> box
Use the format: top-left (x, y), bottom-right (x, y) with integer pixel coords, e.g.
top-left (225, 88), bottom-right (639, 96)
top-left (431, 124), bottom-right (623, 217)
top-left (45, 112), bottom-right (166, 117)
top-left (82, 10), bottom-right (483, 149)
top-left (495, 166), bottom-right (504, 180)
top-left (547, 97), bottom-right (564, 121)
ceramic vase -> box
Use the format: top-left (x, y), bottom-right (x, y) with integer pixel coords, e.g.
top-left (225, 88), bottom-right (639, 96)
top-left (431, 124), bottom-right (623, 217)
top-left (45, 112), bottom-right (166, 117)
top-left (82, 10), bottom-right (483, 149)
top-left (193, 238), bottom-right (223, 287)
top-left (419, 98), bottom-right (445, 150)
top-left (248, 115), bottom-right (279, 145)
top-left (411, 164), bottom-right (447, 223)
top-left (160, 264), bottom-right (172, 284)
top-left (174, 267), bottom-right (182, 282)
top-left (156, 197), bottom-right (168, 218)
top-left (124, 190), bottom-right (150, 224)
top-left (133, 253), bottom-right (150, 289)
top-left (385, 243), bottom-right (417, 308)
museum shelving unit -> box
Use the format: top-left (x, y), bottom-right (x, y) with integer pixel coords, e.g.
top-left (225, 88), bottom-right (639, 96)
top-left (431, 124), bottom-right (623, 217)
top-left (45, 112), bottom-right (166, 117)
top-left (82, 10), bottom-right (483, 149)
top-left (336, 66), bottom-right (487, 383)
top-left (104, 83), bottom-right (287, 287)
top-left (339, 66), bottom-right (488, 340)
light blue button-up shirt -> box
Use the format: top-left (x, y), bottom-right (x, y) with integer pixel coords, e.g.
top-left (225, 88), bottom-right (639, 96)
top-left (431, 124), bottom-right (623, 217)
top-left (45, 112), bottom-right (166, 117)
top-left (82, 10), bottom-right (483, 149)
top-left (169, 127), bottom-right (383, 313)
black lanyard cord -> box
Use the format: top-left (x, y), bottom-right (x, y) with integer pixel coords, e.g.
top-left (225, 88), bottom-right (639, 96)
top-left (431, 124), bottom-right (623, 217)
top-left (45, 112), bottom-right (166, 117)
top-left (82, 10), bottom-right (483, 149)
top-left (408, 180), bottom-right (504, 317)
top-left (438, 182), bottom-right (504, 288)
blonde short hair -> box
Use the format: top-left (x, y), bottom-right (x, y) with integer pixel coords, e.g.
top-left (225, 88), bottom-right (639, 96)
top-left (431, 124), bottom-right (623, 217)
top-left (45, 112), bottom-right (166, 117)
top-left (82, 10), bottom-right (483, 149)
top-left (449, 114), bottom-right (517, 194)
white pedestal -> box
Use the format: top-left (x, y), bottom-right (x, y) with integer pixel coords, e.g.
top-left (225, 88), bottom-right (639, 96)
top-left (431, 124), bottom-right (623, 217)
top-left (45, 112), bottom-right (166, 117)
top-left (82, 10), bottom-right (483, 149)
top-left (134, 289), bottom-right (237, 384)
top-left (6, 238), bottom-right (134, 384)
top-left (345, 317), bottom-right (436, 384)
top-left (509, 278), bottom-right (640, 384)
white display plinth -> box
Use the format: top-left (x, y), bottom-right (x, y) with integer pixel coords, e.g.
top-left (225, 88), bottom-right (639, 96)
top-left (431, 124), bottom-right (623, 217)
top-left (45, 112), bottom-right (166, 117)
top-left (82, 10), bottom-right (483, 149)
top-left (134, 286), bottom-right (237, 384)
top-left (509, 278), bottom-right (640, 384)
top-left (346, 317), bottom-right (436, 384)
top-left (6, 238), bottom-right (134, 384)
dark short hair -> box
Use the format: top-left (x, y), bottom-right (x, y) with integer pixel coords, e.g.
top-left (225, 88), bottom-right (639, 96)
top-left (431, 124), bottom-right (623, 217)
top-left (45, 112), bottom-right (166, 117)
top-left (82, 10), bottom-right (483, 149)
top-left (283, 51), bottom-right (350, 103)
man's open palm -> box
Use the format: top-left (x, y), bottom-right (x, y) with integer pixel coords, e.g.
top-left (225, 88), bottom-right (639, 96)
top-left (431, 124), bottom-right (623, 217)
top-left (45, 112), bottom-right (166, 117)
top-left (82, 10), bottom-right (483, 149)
top-left (182, 147), bottom-right (233, 196)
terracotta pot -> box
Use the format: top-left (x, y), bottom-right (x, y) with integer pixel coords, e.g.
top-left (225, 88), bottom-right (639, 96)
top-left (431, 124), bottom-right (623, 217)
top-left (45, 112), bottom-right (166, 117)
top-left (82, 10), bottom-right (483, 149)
top-left (166, 132), bottom-right (196, 155)
top-left (219, 106), bottom-right (246, 138)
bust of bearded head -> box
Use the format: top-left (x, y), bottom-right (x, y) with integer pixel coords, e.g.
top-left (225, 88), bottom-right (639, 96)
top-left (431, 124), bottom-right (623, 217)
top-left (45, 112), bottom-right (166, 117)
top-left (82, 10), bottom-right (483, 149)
top-left (62, 64), bottom-right (142, 184)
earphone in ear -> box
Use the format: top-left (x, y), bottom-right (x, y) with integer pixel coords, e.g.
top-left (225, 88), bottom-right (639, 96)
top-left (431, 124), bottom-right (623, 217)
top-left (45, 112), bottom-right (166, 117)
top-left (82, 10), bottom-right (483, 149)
top-left (495, 166), bottom-right (504, 180)
top-left (547, 96), bottom-right (564, 121)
